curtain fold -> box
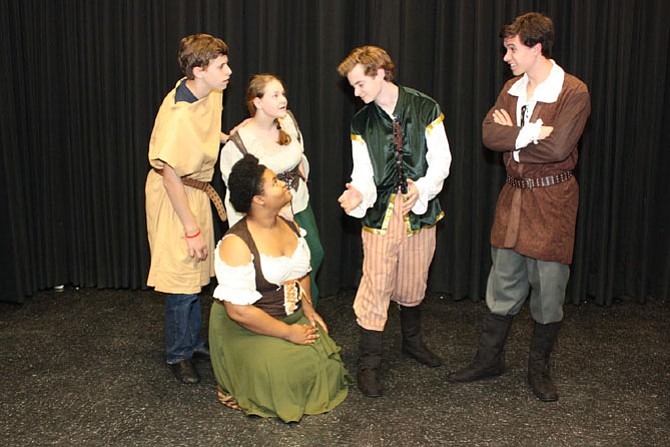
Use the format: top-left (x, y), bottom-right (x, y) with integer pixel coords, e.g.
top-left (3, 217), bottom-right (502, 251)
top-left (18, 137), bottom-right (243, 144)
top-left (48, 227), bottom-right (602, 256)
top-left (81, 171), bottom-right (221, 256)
top-left (1, 0), bottom-right (668, 305)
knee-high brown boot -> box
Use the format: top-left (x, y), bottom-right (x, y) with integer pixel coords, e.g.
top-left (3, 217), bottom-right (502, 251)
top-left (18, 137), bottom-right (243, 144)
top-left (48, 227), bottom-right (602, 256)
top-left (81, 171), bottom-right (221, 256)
top-left (447, 313), bottom-right (513, 382)
top-left (357, 327), bottom-right (383, 398)
top-left (399, 304), bottom-right (442, 367)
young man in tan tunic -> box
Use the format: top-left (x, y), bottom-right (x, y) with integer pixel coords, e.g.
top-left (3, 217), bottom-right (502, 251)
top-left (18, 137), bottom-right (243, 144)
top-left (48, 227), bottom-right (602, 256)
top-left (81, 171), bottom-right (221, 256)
top-left (447, 13), bottom-right (591, 402)
top-left (145, 34), bottom-right (232, 384)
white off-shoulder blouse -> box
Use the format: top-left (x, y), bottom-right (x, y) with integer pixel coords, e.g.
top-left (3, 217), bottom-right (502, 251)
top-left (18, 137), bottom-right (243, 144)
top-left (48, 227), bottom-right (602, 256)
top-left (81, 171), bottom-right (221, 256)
top-left (213, 227), bottom-right (312, 307)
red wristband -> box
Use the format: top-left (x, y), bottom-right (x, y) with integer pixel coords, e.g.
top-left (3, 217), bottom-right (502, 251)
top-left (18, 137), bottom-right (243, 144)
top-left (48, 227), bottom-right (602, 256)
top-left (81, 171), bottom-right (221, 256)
top-left (185, 229), bottom-right (201, 239)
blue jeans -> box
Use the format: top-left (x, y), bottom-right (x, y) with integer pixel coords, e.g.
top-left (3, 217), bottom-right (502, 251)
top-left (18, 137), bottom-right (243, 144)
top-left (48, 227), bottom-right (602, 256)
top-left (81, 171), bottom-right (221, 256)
top-left (164, 293), bottom-right (206, 364)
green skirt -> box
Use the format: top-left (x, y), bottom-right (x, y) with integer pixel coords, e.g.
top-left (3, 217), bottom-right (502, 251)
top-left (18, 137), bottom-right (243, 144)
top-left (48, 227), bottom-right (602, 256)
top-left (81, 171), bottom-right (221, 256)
top-left (293, 204), bottom-right (324, 306)
top-left (209, 302), bottom-right (353, 423)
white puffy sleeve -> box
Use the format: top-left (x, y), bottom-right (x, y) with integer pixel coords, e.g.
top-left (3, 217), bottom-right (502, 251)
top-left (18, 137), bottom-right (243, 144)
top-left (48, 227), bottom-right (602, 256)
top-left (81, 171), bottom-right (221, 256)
top-left (213, 239), bottom-right (262, 305)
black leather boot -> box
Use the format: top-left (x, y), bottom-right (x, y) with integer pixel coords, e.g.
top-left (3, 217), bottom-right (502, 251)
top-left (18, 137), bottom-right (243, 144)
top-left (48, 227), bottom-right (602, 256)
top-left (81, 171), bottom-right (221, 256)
top-left (447, 313), bottom-right (513, 382)
top-left (399, 304), bottom-right (442, 367)
top-left (357, 328), bottom-right (383, 398)
top-left (170, 359), bottom-right (201, 384)
top-left (528, 321), bottom-right (562, 402)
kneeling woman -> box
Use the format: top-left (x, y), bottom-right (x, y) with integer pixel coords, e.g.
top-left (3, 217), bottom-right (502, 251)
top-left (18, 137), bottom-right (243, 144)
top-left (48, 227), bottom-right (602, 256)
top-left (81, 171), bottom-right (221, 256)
top-left (210, 154), bottom-right (352, 423)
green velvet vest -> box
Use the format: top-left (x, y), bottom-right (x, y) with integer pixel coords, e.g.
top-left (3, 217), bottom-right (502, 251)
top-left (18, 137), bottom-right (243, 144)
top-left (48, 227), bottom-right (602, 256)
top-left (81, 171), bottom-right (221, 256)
top-left (351, 86), bottom-right (444, 234)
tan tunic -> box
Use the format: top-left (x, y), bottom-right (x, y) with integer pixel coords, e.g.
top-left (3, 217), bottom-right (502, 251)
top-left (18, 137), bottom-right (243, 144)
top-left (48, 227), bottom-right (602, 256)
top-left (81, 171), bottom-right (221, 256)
top-left (482, 74), bottom-right (590, 264)
top-left (145, 80), bottom-right (223, 293)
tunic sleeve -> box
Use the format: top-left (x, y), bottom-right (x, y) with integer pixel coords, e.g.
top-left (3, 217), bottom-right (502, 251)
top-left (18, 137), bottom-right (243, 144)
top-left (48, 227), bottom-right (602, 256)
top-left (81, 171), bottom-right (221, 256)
top-left (482, 83), bottom-right (521, 152)
top-left (517, 86), bottom-right (590, 164)
top-left (148, 86), bottom-right (222, 180)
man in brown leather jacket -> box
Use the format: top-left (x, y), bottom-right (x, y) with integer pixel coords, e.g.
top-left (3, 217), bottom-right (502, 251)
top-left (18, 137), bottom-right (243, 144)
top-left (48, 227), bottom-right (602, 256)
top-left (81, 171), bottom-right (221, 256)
top-left (448, 12), bottom-right (591, 402)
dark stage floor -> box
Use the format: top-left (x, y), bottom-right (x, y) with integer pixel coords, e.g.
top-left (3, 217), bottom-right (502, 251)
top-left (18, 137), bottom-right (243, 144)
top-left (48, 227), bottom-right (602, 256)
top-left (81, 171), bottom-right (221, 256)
top-left (1, 288), bottom-right (668, 446)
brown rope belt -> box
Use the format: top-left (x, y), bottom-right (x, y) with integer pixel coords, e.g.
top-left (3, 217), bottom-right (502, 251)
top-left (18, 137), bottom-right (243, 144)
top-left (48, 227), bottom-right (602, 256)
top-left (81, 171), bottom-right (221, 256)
top-left (506, 170), bottom-right (573, 190)
top-left (153, 168), bottom-right (227, 222)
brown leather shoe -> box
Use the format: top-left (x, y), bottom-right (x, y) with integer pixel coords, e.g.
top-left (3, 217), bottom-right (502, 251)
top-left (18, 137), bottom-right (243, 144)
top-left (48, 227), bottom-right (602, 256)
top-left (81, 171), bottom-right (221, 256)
top-left (170, 359), bottom-right (200, 384)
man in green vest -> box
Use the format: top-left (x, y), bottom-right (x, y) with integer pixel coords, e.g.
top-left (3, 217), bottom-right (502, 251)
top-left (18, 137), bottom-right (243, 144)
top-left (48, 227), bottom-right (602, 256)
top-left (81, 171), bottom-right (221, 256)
top-left (337, 46), bottom-right (452, 397)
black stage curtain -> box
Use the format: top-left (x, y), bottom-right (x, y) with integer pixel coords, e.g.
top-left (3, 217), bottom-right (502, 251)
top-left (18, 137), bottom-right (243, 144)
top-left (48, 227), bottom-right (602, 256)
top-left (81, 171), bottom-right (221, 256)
top-left (1, 0), bottom-right (668, 305)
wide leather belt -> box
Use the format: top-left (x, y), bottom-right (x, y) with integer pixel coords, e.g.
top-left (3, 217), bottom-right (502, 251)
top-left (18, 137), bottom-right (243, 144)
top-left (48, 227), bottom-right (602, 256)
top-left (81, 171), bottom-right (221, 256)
top-left (506, 170), bottom-right (573, 190)
top-left (153, 168), bottom-right (227, 222)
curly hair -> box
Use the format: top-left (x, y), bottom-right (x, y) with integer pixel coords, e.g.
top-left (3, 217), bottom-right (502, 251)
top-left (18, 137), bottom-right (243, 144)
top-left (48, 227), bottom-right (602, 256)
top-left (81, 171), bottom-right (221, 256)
top-left (228, 154), bottom-right (266, 214)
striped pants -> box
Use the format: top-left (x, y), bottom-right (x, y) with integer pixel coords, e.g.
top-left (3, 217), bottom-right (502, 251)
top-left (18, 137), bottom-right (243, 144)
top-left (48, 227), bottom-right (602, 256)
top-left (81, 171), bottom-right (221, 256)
top-left (354, 196), bottom-right (437, 331)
